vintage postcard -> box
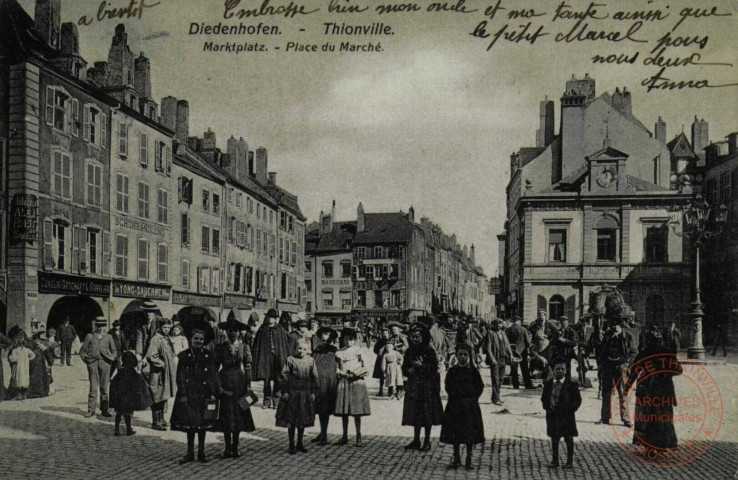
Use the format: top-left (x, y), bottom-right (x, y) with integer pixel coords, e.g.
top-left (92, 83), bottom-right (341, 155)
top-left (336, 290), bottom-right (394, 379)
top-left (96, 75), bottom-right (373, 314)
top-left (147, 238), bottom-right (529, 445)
top-left (0, 0), bottom-right (736, 478)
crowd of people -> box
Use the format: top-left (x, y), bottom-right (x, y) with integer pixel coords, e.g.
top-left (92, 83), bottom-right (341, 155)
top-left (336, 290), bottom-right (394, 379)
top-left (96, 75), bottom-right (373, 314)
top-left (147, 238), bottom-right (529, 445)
top-left (0, 293), bottom-right (693, 470)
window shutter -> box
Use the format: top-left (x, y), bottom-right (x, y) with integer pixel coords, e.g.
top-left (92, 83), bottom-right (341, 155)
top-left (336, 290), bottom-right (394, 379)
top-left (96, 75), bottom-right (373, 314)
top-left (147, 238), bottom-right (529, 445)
top-left (101, 113), bottom-right (107, 148)
top-left (71, 99), bottom-right (79, 136)
top-left (732, 169), bottom-right (738, 200)
top-left (45, 87), bottom-right (54, 125)
top-left (65, 98), bottom-right (72, 133)
top-left (187, 178), bottom-right (193, 204)
top-left (80, 230), bottom-right (87, 274)
top-left (83, 105), bottom-right (90, 141)
top-left (43, 219), bottom-right (54, 270)
top-left (102, 230), bottom-right (110, 277)
top-left (72, 225), bottom-right (80, 272)
top-left (565, 295), bottom-right (576, 321)
top-left (178, 177), bottom-right (183, 203)
top-left (227, 263), bottom-right (233, 292)
top-left (165, 146), bottom-right (172, 176)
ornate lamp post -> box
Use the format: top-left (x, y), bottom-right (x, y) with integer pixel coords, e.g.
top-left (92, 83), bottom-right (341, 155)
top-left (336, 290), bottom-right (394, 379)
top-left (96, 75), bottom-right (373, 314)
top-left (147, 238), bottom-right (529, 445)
top-left (669, 194), bottom-right (728, 360)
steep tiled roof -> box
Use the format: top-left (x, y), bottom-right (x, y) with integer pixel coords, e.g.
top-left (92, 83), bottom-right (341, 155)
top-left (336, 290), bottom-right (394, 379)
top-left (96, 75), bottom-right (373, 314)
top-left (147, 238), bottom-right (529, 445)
top-left (263, 184), bottom-right (306, 221)
top-left (597, 93), bottom-right (650, 134)
top-left (307, 221), bottom-right (356, 253)
top-left (667, 133), bottom-right (698, 159)
top-left (353, 213), bottom-right (414, 245)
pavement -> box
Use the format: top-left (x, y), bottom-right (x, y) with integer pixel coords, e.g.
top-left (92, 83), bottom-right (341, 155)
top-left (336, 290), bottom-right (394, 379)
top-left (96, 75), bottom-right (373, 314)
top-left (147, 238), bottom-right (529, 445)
top-left (0, 348), bottom-right (737, 480)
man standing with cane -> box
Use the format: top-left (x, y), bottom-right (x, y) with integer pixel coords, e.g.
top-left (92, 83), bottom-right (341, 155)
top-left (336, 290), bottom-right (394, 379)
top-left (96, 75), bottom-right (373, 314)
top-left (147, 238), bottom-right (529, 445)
top-left (80, 317), bottom-right (117, 418)
top-left (56, 317), bottom-right (77, 367)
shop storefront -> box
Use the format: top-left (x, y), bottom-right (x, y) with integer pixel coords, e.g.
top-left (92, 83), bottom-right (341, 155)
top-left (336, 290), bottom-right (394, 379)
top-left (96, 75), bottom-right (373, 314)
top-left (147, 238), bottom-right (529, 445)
top-left (38, 271), bottom-right (111, 338)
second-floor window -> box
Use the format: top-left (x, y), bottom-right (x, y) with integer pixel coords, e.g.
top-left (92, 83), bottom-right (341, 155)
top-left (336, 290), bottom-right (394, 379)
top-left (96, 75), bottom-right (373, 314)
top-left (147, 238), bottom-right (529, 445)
top-left (323, 262), bottom-right (334, 278)
top-left (202, 226), bottom-right (210, 253)
top-left (181, 259), bottom-right (190, 290)
top-left (52, 151), bottom-right (72, 201)
top-left (86, 161), bottom-right (103, 207)
top-left (116, 173), bottom-right (129, 213)
top-left (212, 229), bottom-right (220, 255)
top-left (138, 182), bottom-right (150, 219)
top-left (46, 87), bottom-right (69, 132)
top-left (137, 238), bottom-right (149, 280)
top-left (202, 189), bottom-right (210, 212)
top-left (139, 132), bottom-right (148, 166)
top-left (548, 229), bottom-right (567, 262)
top-left (87, 229), bottom-right (98, 275)
top-left (158, 244), bottom-right (168, 283)
top-left (115, 234), bottom-right (128, 277)
top-left (213, 193), bottom-right (220, 215)
top-left (597, 229), bottom-right (617, 262)
top-left (118, 122), bottom-right (128, 157)
top-left (181, 213), bottom-right (190, 246)
top-left (157, 189), bottom-right (169, 225)
top-left (341, 263), bottom-right (351, 278)
top-left (645, 224), bottom-right (668, 263)
top-left (52, 220), bottom-right (67, 270)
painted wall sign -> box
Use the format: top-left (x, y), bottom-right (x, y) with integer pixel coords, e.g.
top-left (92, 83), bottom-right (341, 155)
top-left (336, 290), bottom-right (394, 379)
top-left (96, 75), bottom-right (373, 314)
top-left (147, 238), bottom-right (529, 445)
top-left (113, 280), bottom-right (170, 300)
top-left (9, 194), bottom-right (38, 245)
top-left (38, 271), bottom-right (111, 297)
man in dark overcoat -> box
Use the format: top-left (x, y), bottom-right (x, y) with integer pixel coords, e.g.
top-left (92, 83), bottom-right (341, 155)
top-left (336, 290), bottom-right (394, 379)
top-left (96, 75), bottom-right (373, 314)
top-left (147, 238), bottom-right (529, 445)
top-left (597, 317), bottom-right (637, 427)
top-left (108, 320), bottom-right (128, 377)
top-left (548, 316), bottom-right (579, 380)
top-left (135, 301), bottom-right (161, 358)
top-left (56, 317), bottom-right (78, 366)
top-left (506, 316), bottom-right (533, 389)
top-left (252, 309), bottom-right (291, 409)
top-left (80, 317), bottom-right (117, 417)
top-left (541, 358), bottom-right (582, 469)
top-left (662, 319), bottom-right (681, 354)
top-left (484, 319), bottom-right (512, 406)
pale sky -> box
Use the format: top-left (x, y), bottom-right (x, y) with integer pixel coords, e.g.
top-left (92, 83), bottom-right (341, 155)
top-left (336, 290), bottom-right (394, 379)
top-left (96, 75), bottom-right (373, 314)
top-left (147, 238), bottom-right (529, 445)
top-left (19, 0), bottom-right (738, 276)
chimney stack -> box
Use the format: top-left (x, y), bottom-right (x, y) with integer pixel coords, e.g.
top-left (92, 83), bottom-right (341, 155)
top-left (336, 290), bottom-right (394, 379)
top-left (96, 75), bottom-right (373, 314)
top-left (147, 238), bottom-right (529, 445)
top-left (134, 52), bottom-right (152, 99)
top-left (655, 116), bottom-right (666, 143)
top-left (202, 128), bottom-right (216, 151)
top-left (728, 133), bottom-right (738, 156)
top-left (408, 206), bottom-right (415, 223)
top-left (691, 116), bottom-right (709, 163)
top-left (470, 244), bottom-right (476, 267)
top-left (357, 203), bottom-right (365, 232)
top-left (536, 96), bottom-right (555, 148)
top-left (612, 87), bottom-right (632, 116)
top-left (56, 22), bottom-right (87, 80)
top-left (160, 96), bottom-right (178, 132)
top-left (268, 172), bottom-right (277, 185)
top-left (175, 100), bottom-right (189, 143)
top-left (60, 22), bottom-right (79, 55)
top-left (256, 148), bottom-right (268, 185)
top-left (34, 0), bottom-right (61, 50)
top-left (331, 200), bottom-right (336, 226)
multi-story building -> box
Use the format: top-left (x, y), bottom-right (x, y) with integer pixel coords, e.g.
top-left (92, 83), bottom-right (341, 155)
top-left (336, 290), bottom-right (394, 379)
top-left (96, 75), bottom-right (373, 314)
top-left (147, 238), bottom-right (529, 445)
top-left (1, 0), bottom-right (113, 337)
top-left (305, 201), bottom-right (356, 325)
top-left (0, 0), bottom-right (306, 334)
top-left (500, 75), bottom-right (695, 331)
top-left (702, 133), bottom-right (738, 345)
top-left (86, 25), bottom-right (177, 326)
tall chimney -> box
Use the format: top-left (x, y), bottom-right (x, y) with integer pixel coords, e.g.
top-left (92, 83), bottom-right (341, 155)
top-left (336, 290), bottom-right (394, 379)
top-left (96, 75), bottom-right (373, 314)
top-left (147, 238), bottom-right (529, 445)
top-left (560, 76), bottom-right (588, 181)
top-left (357, 203), bottom-right (365, 232)
top-left (612, 87), bottom-right (632, 116)
top-left (330, 200), bottom-right (336, 230)
top-left (60, 22), bottom-right (79, 55)
top-left (34, 0), bottom-right (61, 50)
top-left (691, 116), bottom-right (709, 163)
top-left (57, 22), bottom-right (87, 80)
top-left (655, 116), bottom-right (666, 143)
top-left (176, 100), bottom-right (189, 144)
top-left (470, 244), bottom-right (476, 267)
top-left (134, 52), bottom-right (152, 99)
top-left (727, 133), bottom-right (738, 156)
top-left (202, 128), bottom-right (216, 151)
top-left (107, 24), bottom-right (135, 88)
top-left (160, 96), bottom-right (178, 132)
top-left (268, 172), bottom-right (277, 186)
top-left (256, 147), bottom-right (268, 185)
top-left (408, 206), bottom-right (415, 223)
top-left (536, 97), bottom-right (555, 148)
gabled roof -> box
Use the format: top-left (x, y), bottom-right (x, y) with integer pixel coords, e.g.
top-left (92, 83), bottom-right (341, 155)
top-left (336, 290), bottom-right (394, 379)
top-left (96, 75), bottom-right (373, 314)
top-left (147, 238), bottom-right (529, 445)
top-left (667, 132), bottom-right (698, 159)
top-left (307, 221), bottom-right (357, 254)
top-left (597, 92), bottom-right (651, 134)
top-left (543, 165), bottom-right (588, 193)
top-left (587, 146), bottom-right (629, 160)
top-left (353, 213), bottom-right (414, 245)
top-left (263, 185), bottom-right (306, 221)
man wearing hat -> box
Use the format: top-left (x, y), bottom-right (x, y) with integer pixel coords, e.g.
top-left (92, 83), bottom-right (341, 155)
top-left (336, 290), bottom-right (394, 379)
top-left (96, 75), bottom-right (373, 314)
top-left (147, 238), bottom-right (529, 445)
top-left (597, 310), bottom-right (637, 427)
top-left (80, 317), bottom-right (117, 418)
top-left (56, 317), bottom-right (78, 366)
top-left (483, 319), bottom-right (512, 405)
top-left (252, 308), bottom-right (291, 408)
top-left (108, 320), bottom-right (128, 378)
top-left (427, 316), bottom-right (450, 371)
top-left (146, 317), bottom-right (177, 431)
top-left (135, 301), bottom-right (161, 358)
top-left (506, 316), bottom-right (533, 389)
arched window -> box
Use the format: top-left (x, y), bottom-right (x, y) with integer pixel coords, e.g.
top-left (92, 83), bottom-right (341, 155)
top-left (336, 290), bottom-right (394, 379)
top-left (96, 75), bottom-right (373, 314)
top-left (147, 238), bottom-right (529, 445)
top-left (549, 295), bottom-right (565, 320)
top-left (645, 295), bottom-right (665, 325)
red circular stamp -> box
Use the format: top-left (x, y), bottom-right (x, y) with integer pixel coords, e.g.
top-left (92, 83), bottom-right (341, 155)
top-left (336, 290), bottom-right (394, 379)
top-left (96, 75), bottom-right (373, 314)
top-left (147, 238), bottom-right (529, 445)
top-left (609, 353), bottom-right (723, 467)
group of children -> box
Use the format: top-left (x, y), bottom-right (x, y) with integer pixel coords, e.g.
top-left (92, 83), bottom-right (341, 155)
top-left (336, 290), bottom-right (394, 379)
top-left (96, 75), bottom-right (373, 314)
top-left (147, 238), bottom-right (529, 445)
top-left (98, 316), bottom-right (581, 471)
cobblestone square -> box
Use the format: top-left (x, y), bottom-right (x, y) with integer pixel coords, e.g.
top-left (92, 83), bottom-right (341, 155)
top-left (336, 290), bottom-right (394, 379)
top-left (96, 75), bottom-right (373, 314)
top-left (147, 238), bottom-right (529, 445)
top-left (1, 351), bottom-right (736, 480)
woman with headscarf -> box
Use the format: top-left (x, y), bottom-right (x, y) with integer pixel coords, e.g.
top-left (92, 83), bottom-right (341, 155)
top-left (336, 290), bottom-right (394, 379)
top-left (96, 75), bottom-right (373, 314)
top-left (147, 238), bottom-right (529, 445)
top-left (625, 327), bottom-right (683, 450)
top-left (402, 323), bottom-right (444, 451)
top-left (252, 309), bottom-right (292, 409)
top-left (147, 318), bottom-right (177, 431)
top-left (170, 328), bottom-right (219, 464)
top-left (213, 319), bottom-right (256, 459)
top-left (311, 325), bottom-right (338, 445)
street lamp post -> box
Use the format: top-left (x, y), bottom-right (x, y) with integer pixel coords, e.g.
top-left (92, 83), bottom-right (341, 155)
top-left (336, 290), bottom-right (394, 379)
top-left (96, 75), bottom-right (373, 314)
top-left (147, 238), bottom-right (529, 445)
top-left (669, 194), bottom-right (728, 360)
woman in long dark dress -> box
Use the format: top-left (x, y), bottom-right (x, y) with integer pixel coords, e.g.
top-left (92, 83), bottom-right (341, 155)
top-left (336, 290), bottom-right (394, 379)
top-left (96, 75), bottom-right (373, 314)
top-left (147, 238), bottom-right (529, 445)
top-left (372, 326), bottom-right (391, 396)
top-left (311, 326), bottom-right (338, 445)
top-left (213, 320), bottom-right (256, 459)
top-left (170, 329), bottom-right (220, 464)
top-left (626, 328), bottom-right (683, 450)
top-left (402, 323), bottom-right (444, 451)
top-left (440, 343), bottom-right (485, 470)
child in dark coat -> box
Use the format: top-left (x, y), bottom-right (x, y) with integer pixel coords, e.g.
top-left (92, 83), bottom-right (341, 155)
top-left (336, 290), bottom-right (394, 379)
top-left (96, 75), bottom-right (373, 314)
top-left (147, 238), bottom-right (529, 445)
top-left (311, 326), bottom-right (338, 445)
top-left (110, 351), bottom-right (153, 436)
top-left (440, 343), bottom-right (484, 470)
top-left (541, 357), bottom-right (582, 469)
